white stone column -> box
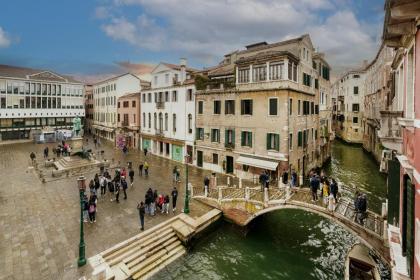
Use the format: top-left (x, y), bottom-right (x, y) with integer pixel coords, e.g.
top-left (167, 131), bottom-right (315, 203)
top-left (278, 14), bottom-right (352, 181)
top-left (249, 64), bottom-right (253, 83)
top-left (266, 62), bottom-right (270, 81)
top-left (284, 58), bottom-right (289, 80)
top-left (235, 66), bottom-right (239, 84)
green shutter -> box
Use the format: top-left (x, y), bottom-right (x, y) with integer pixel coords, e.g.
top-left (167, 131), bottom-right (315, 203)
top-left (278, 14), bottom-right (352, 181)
top-left (387, 159), bottom-right (400, 226)
top-left (196, 128), bottom-right (199, 140)
top-left (232, 129), bottom-right (235, 145)
top-left (241, 131), bottom-right (245, 146)
top-left (225, 129), bottom-right (228, 145)
top-left (248, 132), bottom-right (252, 147)
top-left (275, 134), bottom-right (279, 151)
top-left (266, 133), bottom-right (270, 150)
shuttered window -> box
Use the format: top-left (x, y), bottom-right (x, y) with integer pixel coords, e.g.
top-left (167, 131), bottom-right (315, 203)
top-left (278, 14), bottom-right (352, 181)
top-left (241, 131), bottom-right (252, 147)
top-left (266, 133), bottom-right (279, 151)
top-left (298, 131), bottom-right (302, 147)
top-left (269, 98), bottom-right (278, 115)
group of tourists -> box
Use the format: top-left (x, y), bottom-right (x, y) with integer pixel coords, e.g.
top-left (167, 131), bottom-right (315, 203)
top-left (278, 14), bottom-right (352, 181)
top-left (138, 161), bottom-right (149, 177)
top-left (309, 172), bottom-right (339, 204)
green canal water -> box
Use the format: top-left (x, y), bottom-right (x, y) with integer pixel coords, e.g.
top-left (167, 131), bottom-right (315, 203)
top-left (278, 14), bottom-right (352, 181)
top-left (152, 141), bottom-right (387, 280)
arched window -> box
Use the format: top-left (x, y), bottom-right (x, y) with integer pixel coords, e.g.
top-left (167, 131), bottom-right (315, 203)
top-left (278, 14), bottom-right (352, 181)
top-left (159, 113), bottom-right (163, 130)
top-left (143, 113), bottom-right (146, 127)
top-left (165, 113), bottom-right (168, 131)
top-left (148, 113), bottom-right (151, 128)
top-left (173, 114), bottom-right (176, 132)
top-left (188, 114), bottom-right (192, 133)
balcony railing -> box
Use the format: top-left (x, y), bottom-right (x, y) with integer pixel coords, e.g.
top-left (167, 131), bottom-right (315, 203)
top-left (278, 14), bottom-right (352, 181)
top-left (155, 129), bottom-right (164, 137)
top-left (225, 142), bottom-right (235, 149)
top-left (121, 121), bottom-right (129, 127)
top-left (156, 101), bottom-right (165, 109)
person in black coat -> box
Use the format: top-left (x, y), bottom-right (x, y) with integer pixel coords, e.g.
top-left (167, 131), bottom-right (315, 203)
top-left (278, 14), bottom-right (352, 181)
top-left (329, 179), bottom-right (338, 202)
top-left (171, 186), bottom-right (178, 212)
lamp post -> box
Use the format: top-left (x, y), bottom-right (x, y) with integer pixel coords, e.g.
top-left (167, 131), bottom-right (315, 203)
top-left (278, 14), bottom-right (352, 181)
top-left (77, 176), bottom-right (87, 267)
top-left (183, 154), bottom-right (190, 214)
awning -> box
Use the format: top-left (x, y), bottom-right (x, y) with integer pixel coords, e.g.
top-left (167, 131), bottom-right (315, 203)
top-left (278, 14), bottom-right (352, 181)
top-left (92, 125), bottom-right (114, 133)
top-left (236, 156), bottom-right (279, 171)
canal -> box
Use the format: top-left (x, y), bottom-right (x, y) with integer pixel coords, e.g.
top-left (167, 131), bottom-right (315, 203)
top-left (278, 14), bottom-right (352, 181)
top-left (151, 141), bottom-right (388, 280)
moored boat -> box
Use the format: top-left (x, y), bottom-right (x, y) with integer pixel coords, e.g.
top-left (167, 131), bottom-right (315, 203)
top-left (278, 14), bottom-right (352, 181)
top-left (345, 243), bottom-right (380, 280)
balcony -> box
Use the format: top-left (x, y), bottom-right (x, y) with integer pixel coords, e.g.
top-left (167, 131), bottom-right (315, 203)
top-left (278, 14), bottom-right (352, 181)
top-left (156, 101), bottom-right (165, 109)
top-left (225, 142), bottom-right (235, 150)
top-left (155, 129), bottom-right (164, 137)
top-left (378, 110), bottom-right (403, 153)
top-left (121, 121), bottom-right (129, 127)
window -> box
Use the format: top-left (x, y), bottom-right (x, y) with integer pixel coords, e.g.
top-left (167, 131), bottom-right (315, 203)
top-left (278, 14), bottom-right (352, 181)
top-left (406, 47), bottom-right (414, 118)
top-left (172, 91), bottom-right (178, 102)
top-left (266, 133), bottom-right (280, 151)
top-left (225, 100), bottom-right (235, 115)
top-left (269, 98), bottom-right (278, 115)
top-left (188, 114), bottom-right (192, 133)
top-left (214, 100), bottom-right (221, 114)
top-left (353, 74), bottom-right (360, 78)
top-left (211, 129), bottom-right (220, 142)
top-left (298, 131), bottom-right (302, 147)
top-left (315, 105), bottom-right (319, 114)
top-left (123, 101), bottom-right (129, 108)
top-left (165, 73), bottom-right (169, 84)
top-left (289, 133), bottom-right (293, 150)
top-left (225, 129), bottom-right (235, 146)
top-left (198, 101), bottom-right (203, 114)
top-left (298, 100), bottom-right (301, 115)
top-left (165, 91), bottom-right (169, 102)
top-left (311, 102), bottom-right (314, 115)
top-left (143, 113), bottom-right (146, 127)
top-left (315, 79), bottom-right (319, 89)
top-left (187, 89), bottom-right (193, 101)
top-left (132, 100), bottom-right (136, 107)
top-left (289, 98), bottom-right (293, 115)
top-left (117, 114), bottom-right (120, 122)
top-left (148, 93), bottom-right (152, 102)
top-left (303, 73), bottom-right (311, 87)
top-left (172, 114), bottom-right (176, 132)
top-left (352, 103), bottom-right (360, 112)
top-left (269, 62), bottom-right (284, 80)
top-left (253, 64), bottom-right (266, 82)
top-left (353, 86), bottom-right (359, 95)
top-left (142, 94), bottom-right (146, 103)
top-left (241, 99), bottom-right (253, 115)
top-left (353, 117), bottom-right (358, 124)
top-left (212, 153), bottom-right (219, 165)
top-left (147, 113), bottom-right (151, 128)
top-left (241, 131), bottom-right (252, 147)
top-left (165, 113), bottom-right (168, 131)
top-left (322, 66), bottom-right (330, 80)
top-left (238, 68), bottom-right (250, 83)
top-left (154, 113), bottom-right (157, 129)
top-left (196, 128), bottom-right (204, 140)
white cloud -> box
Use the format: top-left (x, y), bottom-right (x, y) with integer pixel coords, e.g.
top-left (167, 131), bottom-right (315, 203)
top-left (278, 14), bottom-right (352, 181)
top-left (0, 27), bottom-right (11, 48)
top-left (98, 0), bottom-right (381, 69)
top-left (94, 6), bottom-right (110, 19)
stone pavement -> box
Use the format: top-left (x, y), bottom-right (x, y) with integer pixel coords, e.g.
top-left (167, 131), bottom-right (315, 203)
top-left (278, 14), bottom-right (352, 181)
top-left (0, 137), bottom-right (225, 280)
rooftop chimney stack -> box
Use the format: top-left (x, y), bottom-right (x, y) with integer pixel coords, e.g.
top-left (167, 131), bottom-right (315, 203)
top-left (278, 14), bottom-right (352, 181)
top-left (180, 58), bottom-right (187, 84)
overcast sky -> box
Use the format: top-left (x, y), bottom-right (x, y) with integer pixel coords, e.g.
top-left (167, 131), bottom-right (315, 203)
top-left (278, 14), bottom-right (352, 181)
top-left (0, 0), bottom-right (384, 81)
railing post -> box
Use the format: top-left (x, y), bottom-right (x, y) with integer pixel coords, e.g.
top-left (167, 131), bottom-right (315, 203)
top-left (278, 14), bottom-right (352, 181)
top-left (383, 220), bottom-right (388, 241)
top-left (245, 187), bottom-right (250, 200)
top-left (190, 184), bottom-right (194, 197)
top-left (286, 185), bottom-right (291, 200)
top-left (239, 178), bottom-right (242, 189)
top-left (218, 187), bottom-right (222, 203)
top-left (264, 187), bottom-right (269, 207)
top-left (227, 176), bottom-right (230, 187)
top-left (204, 185), bottom-right (208, 197)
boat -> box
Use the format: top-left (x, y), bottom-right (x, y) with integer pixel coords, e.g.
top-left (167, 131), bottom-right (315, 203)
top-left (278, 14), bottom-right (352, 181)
top-left (345, 243), bottom-right (381, 280)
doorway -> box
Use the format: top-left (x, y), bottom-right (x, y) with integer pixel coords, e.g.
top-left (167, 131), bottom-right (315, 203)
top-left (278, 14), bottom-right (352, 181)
top-left (197, 151), bottom-right (203, 167)
top-left (226, 156), bottom-right (234, 174)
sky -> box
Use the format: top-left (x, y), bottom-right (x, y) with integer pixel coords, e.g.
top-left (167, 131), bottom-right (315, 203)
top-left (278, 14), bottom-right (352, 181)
top-left (0, 0), bottom-right (385, 82)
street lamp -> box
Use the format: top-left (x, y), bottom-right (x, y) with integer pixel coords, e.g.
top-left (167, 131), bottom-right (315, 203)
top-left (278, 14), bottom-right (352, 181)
top-left (183, 154), bottom-right (190, 214)
top-left (77, 176), bottom-right (87, 267)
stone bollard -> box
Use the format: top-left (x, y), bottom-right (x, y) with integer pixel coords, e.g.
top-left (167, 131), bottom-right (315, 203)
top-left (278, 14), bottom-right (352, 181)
top-left (264, 187), bottom-right (269, 207)
top-left (218, 187), bottom-right (223, 203)
top-left (190, 184), bottom-right (194, 197)
top-left (299, 175), bottom-right (303, 186)
top-left (204, 185), bottom-right (208, 197)
top-left (227, 177), bottom-right (230, 186)
top-left (239, 178), bottom-right (242, 189)
top-left (286, 185), bottom-right (291, 200)
top-left (245, 187), bottom-right (250, 200)
top-left (381, 201), bottom-right (387, 218)
top-left (383, 220), bottom-right (388, 241)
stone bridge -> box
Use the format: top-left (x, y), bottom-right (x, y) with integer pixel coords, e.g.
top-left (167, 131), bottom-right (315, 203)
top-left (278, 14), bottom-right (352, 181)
top-left (191, 185), bottom-right (390, 262)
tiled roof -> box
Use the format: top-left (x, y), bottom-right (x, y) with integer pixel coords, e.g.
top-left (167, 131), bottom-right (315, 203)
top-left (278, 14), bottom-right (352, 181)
top-left (236, 34), bottom-right (308, 55)
top-left (162, 62), bottom-right (199, 73)
top-left (0, 64), bottom-right (82, 83)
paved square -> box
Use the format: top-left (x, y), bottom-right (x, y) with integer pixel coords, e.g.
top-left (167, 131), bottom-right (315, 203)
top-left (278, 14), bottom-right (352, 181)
top-left (0, 138), bottom-right (223, 279)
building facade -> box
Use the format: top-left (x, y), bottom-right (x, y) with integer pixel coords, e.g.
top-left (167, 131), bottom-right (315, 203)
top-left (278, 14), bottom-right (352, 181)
top-left (362, 45), bottom-right (395, 163)
top-left (92, 73), bottom-right (143, 142)
top-left (140, 60), bottom-right (196, 163)
top-left (332, 69), bottom-right (366, 144)
top-left (0, 64), bottom-right (84, 141)
top-left (382, 0), bottom-right (420, 279)
top-left (195, 35), bottom-right (331, 183)
top-left (116, 93), bottom-right (141, 149)
top-left (84, 84), bottom-right (94, 135)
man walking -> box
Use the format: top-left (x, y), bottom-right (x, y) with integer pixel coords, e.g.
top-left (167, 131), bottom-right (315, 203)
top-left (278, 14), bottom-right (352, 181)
top-left (137, 201), bottom-right (145, 231)
top-left (43, 146), bottom-right (49, 159)
top-left (171, 186), bottom-right (178, 212)
top-left (143, 147), bottom-right (148, 157)
top-left (129, 168), bottom-right (135, 187)
top-left (121, 177), bottom-right (128, 200)
top-left (310, 174), bottom-right (320, 202)
top-left (204, 176), bottom-right (210, 196)
top-left (30, 152), bottom-right (36, 164)
top-left (144, 161), bottom-right (149, 177)
top-left (138, 163), bottom-right (143, 176)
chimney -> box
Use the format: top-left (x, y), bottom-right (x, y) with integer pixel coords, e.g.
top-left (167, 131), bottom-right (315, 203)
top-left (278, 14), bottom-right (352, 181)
top-left (180, 58), bottom-right (187, 84)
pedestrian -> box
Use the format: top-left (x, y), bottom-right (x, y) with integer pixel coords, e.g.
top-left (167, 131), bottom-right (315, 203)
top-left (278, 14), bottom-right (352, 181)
top-left (138, 163), bottom-right (143, 176)
top-left (115, 181), bottom-right (120, 203)
top-left (265, 171), bottom-right (270, 189)
top-left (83, 194), bottom-right (89, 222)
top-left (329, 179), bottom-right (338, 202)
top-left (94, 174), bottom-right (100, 193)
top-left (204, 176), bottom-right (210, 196)
top-left (121, 177), bottom-right (128, 200)
top-left (173, 166), bottom-right (178, 182)
top-left (94, 137), bottom-right (97, 148)
top-left (322, 179), bottom-right (330, 205)
top-left (122, 145), bottom-right (128, 156)
top-left (144, 161), bottom-right (149, 177)
top-left (356, 194), bottom-right (367, 225)
top-left (310, 174), bottom-right (319, 202)
top-left (144, 147), bottom-right (148, 157)
top-left (137, 201), bottom-right (145, 231)
top-left (43, 146), bottom-right (49, 159)
top-left (171, 186), bottom-right (178, 212)
top-left (158, 194), bottom-right (165, 213)
top-left (121, 168), bottom-right (127, 179)
top-left (100, 175), bottom-right (106, 197)
top-left (30, 152), bottom-right (36, 164)
top-left (163, 194), bottom-right (170, 214)
top-left (88, 197), bottom-right (96, 223)
top-left (282, 169), bottom-right (288, 186)
top-left (291, 169), bottom-right (298, 189)
top-left (129, 168), bottom-right (135, 187)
